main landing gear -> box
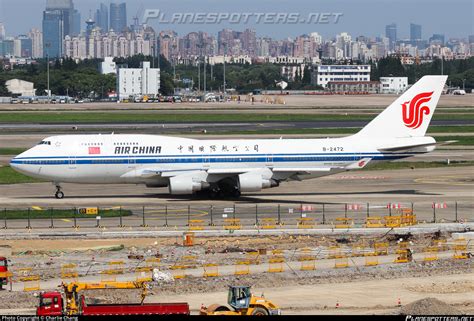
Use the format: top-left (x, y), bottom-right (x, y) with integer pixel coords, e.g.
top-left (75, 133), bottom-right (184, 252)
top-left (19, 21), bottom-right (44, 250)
top-left (208, 184), bottom-right (241, 199)
top-left (54, 185), bottom-right (64, 199)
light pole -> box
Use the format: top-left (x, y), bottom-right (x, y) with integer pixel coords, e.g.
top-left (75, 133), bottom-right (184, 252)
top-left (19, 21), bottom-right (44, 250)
top-left (197, 43), bottom-right (203, 93)
top-left (45, 42), bottom-right (51, 98)
top-left (197, 56), bottom-right (201, 92)
top-left (223, 42), bottom-right (227, 97)
top-left (440, 54), bottom-right (444, 76)
top-left (172, 44), bottom-right (177, 81)
top-left (203, 44), bottom-right (207, 94)
top-left (462, 79), bottom-right (466, 91)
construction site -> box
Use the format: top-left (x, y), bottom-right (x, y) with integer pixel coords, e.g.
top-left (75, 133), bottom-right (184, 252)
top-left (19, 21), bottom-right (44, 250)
top-left (0, 212), bottom-right (472, 315)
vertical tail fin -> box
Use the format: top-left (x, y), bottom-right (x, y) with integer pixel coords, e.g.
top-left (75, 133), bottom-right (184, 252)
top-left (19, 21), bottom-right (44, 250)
top-left (356, 75), bottom-right (447, 138)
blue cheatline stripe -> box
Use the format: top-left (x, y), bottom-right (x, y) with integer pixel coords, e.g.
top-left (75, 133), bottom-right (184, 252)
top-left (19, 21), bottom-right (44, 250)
top-left (10, 154), bottom-right (407, 166)
top-left (11, 151), bottom-right (424, 160)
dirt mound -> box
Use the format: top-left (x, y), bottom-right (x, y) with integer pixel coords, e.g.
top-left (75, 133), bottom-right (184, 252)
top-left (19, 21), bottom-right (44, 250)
top-left (401, 297), bottom-right (463, 315)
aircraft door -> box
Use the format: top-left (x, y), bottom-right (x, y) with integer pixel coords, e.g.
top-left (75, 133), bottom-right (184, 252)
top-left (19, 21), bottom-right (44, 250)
top-left (68, 156), bottom-right (76, 169)
top-left (128, 156), bottom-right (136, 168)
top-left (265, 154), bottom-right (273, 167)
top-left (203, 154), bottom-right (210, 168)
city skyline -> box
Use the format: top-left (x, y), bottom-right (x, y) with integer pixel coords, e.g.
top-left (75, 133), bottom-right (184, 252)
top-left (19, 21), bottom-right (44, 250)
top-left (0, 0), bottom-right (472, 40)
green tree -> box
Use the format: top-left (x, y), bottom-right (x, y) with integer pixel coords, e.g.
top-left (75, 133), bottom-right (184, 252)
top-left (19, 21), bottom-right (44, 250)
top-left (302, 66), bottom-right (311, 85)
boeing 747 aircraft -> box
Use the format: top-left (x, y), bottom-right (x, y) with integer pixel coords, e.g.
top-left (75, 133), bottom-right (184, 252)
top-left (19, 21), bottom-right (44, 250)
top-left (10, 76), bottom-right (447, 199)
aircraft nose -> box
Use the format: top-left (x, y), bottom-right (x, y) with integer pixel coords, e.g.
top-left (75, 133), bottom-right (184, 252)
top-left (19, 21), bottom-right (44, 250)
top-left (9, 156), bottom-right (21, 170)
top-left (9, 150), bottom-right (29, 172)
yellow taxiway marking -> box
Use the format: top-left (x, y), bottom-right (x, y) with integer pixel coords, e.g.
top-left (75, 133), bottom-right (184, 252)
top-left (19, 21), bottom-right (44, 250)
top-left (415, 175), bottom-right (474, 186)
top-left (31, 206), bottom-right (43, 211)
top-left (61, 219), bottom-right (72, 222)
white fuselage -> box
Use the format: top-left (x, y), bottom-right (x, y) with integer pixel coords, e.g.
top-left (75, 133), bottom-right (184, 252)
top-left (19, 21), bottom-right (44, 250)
top-left (10, 134), bottom-right (434, 186)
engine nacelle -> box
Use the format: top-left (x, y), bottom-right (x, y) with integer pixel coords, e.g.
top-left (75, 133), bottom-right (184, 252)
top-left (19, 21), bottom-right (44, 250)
top-left (168, 172), bottom-right (208, 195)
top-left (238, 170), bottom-right (277, 192)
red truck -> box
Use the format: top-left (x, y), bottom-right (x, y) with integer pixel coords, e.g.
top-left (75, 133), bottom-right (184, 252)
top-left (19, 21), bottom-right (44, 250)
top-left (37, 291), bottom-right (190, 316)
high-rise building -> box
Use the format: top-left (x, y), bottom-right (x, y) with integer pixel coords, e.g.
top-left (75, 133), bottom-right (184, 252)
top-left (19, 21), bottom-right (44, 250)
top-left (46, 0), bottom-right (74, 36)
top-left (0, 39), bottom-right (14, 57)
top-left (0, 22), bottom-right (5, 40)
top-left (410, 23), bottom-right (422, 41)
top-left (28, 28), bottom-right (43, 58)
top-left (385, 23), bottom-right (397, 50)
top-left (42, 10), bottom-right (64, 58)
top-left (95, 3), bottom-right (109, 33)
top-left (429, 34), bottom-right (445, 45)
top-left (85, 17), bottom-right (95, 56)
top-left (71, 9), bottom-right (81, 36)
top-left (17, 35), bottom-right (33, 57)
top-left (110, 2), bottom-right (127, 33)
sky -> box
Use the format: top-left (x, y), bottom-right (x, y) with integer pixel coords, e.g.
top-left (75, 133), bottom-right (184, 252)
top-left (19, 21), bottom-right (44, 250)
top-left (0, 0), bottom-right (472, 39)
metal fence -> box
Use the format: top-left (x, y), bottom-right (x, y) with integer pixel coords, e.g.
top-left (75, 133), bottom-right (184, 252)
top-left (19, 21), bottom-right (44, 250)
top-left (1, 201), bottom-right (472, 230)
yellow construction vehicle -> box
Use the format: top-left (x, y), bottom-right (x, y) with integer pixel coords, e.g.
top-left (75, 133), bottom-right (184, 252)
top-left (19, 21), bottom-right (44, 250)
top-left (200, 286), bottom-right (281, 315)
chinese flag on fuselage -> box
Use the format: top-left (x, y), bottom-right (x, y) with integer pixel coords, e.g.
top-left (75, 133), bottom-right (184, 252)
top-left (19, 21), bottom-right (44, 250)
top-left (88, 147), bottom-right (101, 154)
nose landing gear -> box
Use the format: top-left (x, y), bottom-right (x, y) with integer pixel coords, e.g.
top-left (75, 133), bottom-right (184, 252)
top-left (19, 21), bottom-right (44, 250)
top-left (54, 185), bottom-right (64, 199)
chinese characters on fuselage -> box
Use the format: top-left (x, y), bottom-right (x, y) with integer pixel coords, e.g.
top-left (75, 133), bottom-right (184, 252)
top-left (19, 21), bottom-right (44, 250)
top-left (177, 145), bottom-right (259, 153)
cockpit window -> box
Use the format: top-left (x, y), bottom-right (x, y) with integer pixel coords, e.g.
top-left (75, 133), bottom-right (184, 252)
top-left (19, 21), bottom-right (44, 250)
top-left (38, 141), bottom-right (51, 145)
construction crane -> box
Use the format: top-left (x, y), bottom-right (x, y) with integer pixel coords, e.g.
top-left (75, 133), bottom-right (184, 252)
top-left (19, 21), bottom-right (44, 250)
top-left (38, 280), bottom-right (190, 316)
top-left (63, 280), bottom-right (150, 315)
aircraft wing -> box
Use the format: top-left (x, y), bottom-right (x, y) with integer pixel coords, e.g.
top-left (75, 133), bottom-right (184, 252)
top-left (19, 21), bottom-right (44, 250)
top-left (123, 160), bottom-right (371, 180)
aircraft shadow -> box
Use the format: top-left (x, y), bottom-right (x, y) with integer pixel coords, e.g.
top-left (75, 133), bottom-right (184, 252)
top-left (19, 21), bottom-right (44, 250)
top-left (18, 189), bottom-right (440, 205)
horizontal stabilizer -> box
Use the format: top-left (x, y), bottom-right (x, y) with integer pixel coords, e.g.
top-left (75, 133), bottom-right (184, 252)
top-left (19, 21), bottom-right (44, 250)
top-left (378, 142), bottom-right (437, 152)
top-left (272, 167), bottom-right (332, 172)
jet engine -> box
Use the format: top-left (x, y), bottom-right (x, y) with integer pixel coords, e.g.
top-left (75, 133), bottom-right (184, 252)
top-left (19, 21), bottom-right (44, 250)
top-left (238, 169), bottom-right (278, 192)
top-left (168, 172), bottom-right (208, 195)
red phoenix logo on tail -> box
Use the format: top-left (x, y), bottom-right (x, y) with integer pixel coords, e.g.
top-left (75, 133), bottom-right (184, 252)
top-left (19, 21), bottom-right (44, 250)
top-left (402, 91), bottom-right (433, 129)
